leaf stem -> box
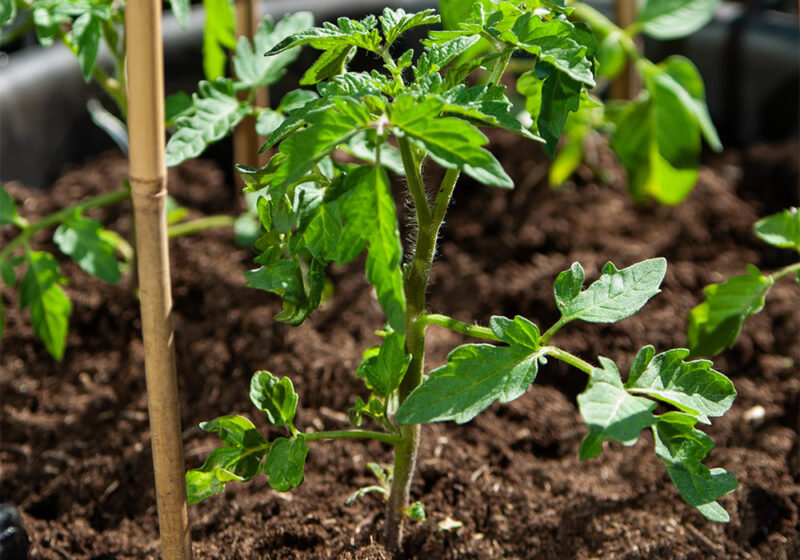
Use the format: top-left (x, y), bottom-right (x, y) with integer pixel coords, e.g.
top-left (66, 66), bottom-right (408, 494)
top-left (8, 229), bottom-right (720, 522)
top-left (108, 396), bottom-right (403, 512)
top-left (540, 316), bottom-right (569, 345)
top-left (419, 314), bottom-right (501, 342)
top-left (167, 215), bottom-right (238, 239)
top-left (772, 261), bottom-right (800, 282)
top-left (302, 430), bottom-right (402, 445)
top-left (0, 188), bottom-right (131, 263)
top-left (542, 345), bottom-right (594, 375)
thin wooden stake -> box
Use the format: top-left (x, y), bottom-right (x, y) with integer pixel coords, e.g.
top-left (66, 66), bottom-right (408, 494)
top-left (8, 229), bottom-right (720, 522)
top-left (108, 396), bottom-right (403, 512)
top-left (125, 1), bottom-right (192, 558)
top-left (611, 0), bottom-right (641, 100)
top-left (234, 0), bottom-right (269, 185)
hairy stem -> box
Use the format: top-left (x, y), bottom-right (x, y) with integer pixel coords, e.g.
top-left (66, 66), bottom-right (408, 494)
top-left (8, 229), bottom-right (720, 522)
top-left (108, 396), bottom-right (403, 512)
top-left (384, 159), bottom-right (460, 556)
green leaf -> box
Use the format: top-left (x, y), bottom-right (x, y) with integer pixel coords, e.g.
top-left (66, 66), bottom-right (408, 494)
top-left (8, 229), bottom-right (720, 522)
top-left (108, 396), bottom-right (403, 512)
top-left (358, 333), bottom-right (411, 397)
top-left (507, 13), bottom-right (595, 86)
top-left (1, 259), bottom-right (15, 288)
top-left (653, 412), bottom-right (737, 522)
top-left (302, 201), bottom-right (343, 262)
top-left (342, 131), bottom-right (406, 176)
top-left (391, 96), bottom-right (513, 189)
top-left (380, 7), bottom-right (439, 47)
top-left (164, 91), bottom-right (193, 125)
top-left (167, 0), bottom-right (190, 28)
top-left (549, 133), bottom-right (583, 186)
top-left (263, 437), bottom-right (309, 492)
top-left (186, 415), bottom-right (269, 503)
top-left (0, 185), bottom-right (17, 226)
top-left (611, 73), bottom-right (700, 205)
top-left (255, 109), bottom-right (284, 137)
top-left (301, 44), bottom-right (355, 85)
top-left (270, 100), bottom-right (369, 198)
top-left (250, 370), bottom-right (299, 427)
top-left (0, 0), bottom-right (16, 27)
top-left (687, 264), bottom-right (773, 357)
top-left (413, 36), bottom-right (482, 79)
top-left (166, 78), bottom-right (251, 167)
top-left (438, 84), bottom-right (541, 142)
top-left (489, 315), bottom-right (540, 350)
top-left (535, 63), bottom-right (582, 157)
top-left (202, 0), bottom-right (236, 80)
top-left (53, 214), bottom-right (121, 284)
top-left (625, 347), bottom-right (735, 423)
top-left (753, 207), bottom-right (800, 251)
top-left (20, 251), bottom-right (72, 360)
top-left (577, 357), bottom-right (657, 460)
top-left (654, 56), bottom-right (721, 152)
top-left (72, 12), bottom-right (101, 83)
top-left (244, 258), bottom-right (306, 319)
top-left (339, 166), bottom-right (406, 332)
top-left (407, 501), bottom-right (426, 521)
top-left (439, 0), bottom-right (495, 30)
top-left (396, 315), bottom-right (541, 425)
top-left (232, 12), bottom-right (314, 90)
top-left (264, 15), bottom-right (381, 57)
top-left (639, 0), bottom-right (720, 40)
top-left (555, 259), bottom-right (666, 324)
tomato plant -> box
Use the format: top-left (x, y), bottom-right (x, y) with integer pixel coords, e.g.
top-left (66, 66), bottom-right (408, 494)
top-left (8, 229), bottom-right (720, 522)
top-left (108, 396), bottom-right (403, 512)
top-left (184, 3), bottom-right (737, 554)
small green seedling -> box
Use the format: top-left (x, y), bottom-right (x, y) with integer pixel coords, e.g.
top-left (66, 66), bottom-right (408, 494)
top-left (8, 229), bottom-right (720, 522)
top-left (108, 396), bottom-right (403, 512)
top-left (186, 3), bottom-right (737, 555)
top-left (687, 207), bottom-right (800, 357)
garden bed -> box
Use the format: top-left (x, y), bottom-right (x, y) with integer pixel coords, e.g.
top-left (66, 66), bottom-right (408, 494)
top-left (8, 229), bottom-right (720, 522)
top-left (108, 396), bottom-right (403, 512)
top-left (1, 136), bottom-right (798, 559)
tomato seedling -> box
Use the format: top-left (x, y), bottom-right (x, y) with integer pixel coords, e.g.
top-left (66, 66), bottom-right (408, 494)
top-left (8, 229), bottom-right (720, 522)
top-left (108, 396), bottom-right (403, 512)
top-left (186, 3), bottom-right (737, 555)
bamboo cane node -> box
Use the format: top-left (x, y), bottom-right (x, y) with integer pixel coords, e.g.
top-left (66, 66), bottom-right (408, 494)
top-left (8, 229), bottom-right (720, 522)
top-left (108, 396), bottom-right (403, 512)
top-left (129, 178), bottom-right (168, 200)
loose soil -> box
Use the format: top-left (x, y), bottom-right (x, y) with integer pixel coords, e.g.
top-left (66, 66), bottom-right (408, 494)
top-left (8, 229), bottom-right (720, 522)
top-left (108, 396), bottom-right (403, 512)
top-left (1, 136), bottom-right (798, 559)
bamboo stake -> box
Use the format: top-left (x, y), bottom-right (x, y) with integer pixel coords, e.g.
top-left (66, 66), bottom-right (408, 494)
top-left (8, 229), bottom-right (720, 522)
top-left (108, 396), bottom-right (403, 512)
top-left (125, 1), bottom-right (192, 558)
top-left (611, 0), bottom-right (641, 100)
top-left (234, 0), bottom-right (269, 187)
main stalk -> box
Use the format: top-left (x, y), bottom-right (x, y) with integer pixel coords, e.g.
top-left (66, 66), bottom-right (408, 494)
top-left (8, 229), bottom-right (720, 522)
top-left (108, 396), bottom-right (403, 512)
top-left (384, 142), bottom-right (458, 554)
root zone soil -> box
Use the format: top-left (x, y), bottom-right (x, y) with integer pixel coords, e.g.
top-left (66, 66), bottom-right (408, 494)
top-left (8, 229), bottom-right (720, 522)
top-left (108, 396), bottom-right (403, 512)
top-left (1, 136), bottom-right (798, 559)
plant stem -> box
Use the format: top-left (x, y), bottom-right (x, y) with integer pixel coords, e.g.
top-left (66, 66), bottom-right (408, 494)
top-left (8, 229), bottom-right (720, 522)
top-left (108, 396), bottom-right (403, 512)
top-left (397, 137), bottom-right (431, 228)
top-left (542, 346), bottom-right (595, 375)
top-left (540, 316), bottom-right (569, 345)
top-left (419, 314), bottom-right (501, 341)
top-left (167, 215), bottom-right (238, 238)
top-left (772, 261), bottom-right (800, 282)
top-left (0, 188), bottom-right (131, 263)
top-left (303, 430), bottom-right (402, 445)
top-left (384, 159), bottom-right (460, 557)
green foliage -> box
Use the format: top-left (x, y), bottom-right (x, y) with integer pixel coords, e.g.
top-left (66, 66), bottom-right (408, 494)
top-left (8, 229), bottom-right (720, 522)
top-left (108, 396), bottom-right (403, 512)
top-left (653, 412), bottom-right (737, 522)
top-left (753, 207), bottom-right (800, 251)
top-left (687, 207), bottom-right (799, 357)
top-left (188, 2), bottom-right (737, 537)
top-left (232, 12), bottom-right (314, 90)
top-left (165, 79), bottom-right (251, 167)
top-left (185, 415), bottom-right (269, 503)
top-left (20, 251), bottom-right (72, 360)
top-left (201, 0), bottom-right (236, 80)
top-left (396, 316), bottom-right (542, 424)
top-left (0, 185), bottom-right (18, 226)
top-left (687, 265), bottom-right (772, 357)
top-left (638, 0), bottom-right (720, 40)
top-left (250, 370), bottom-right (299, 427)
top-left (554, 259), bottom-right (666, 324)
top-left (53, 214), bottom-right (122, 284)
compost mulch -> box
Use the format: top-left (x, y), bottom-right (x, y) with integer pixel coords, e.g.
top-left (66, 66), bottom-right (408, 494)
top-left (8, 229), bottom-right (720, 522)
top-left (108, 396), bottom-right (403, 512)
top-left (1, 136), bottom-right (798, 559)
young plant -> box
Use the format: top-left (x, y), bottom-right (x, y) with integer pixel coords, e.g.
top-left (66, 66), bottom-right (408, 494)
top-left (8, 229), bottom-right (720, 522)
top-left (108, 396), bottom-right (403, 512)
top-left (687, 207), bottom-right (800, 357)
top-left (186, 3), bottom-right (737, 555)
top-left (0, 6), bottom-right (311, 358)
top-left (514, 0), bottom-right (722, 204)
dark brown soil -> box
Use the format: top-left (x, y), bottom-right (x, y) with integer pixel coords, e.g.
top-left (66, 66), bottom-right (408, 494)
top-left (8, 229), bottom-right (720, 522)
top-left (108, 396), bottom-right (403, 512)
top-left (1, 136), bottom-right (798, 560)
